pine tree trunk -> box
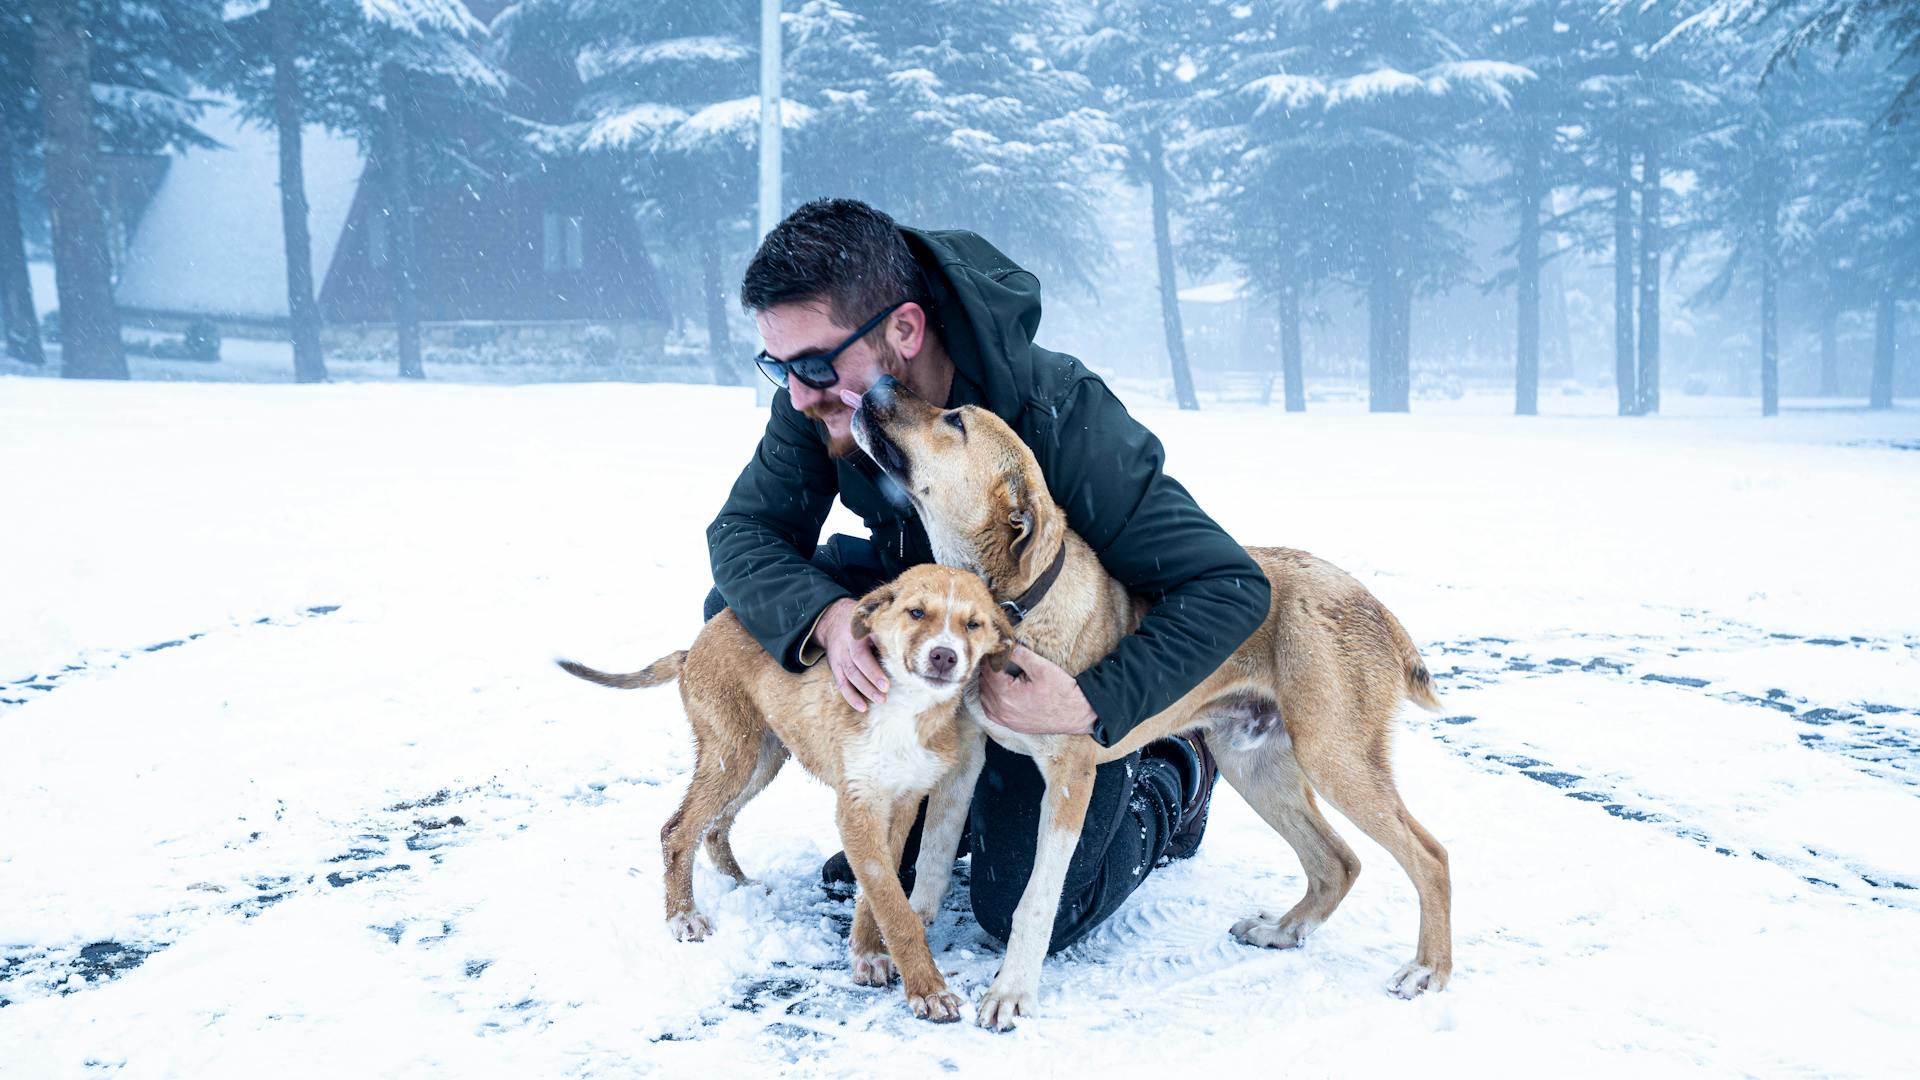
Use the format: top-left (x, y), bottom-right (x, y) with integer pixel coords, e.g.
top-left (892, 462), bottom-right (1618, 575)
top-left (1368, 160), bottom-right (1412, 415)
top-left (701, 220), bottom-right (738, 385)
top-left (1515, 123), bottom-right (1541, 417)
top-left (1542, 191), bottom-right (1574, 375)
top-left (1870, 282), bottom-right (1896, 409)
top-left (272, 0), bottom-right (327, 383)
top-left (1636, 141), bottom-right (1662, 415)
top-left (1613, 141), bottom-right (1636, 415)
top-left (378, 63), bottom-right (424, 380)
top-left (1279, 281), bottom-right (1305, 412)
top-left (0, 116), bottom-right (44, 366)
top-left (1818, 300), bottom-right (1839, 396)
top-left (1759, 163), bottom-right (1778, 418)
top-left (1368, 241), bottom-right (1391, 411)
top-left (1144, 131), bottom-right (1198, 411)
top-left (1393, 270), bottom-right (1413, 410)
top-left (31, 0), bottom-right (126, 380)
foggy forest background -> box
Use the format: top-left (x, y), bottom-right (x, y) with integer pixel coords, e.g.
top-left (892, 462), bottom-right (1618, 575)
top-left (0, 0), bottom-right (1915, 417)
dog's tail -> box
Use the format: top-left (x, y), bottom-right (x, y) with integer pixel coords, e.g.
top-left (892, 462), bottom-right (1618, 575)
top-left (1402, 652), bottom-right (1443, 713)
top-left (556, 652), bottom-right (686, 690)
top-left (1374, 598), bottom-right (1443, 713)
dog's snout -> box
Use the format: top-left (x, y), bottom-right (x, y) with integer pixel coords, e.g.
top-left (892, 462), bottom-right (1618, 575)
top-left (928, 646), bottom-right (957, 678)
top-left (864, 374), bottom-right (903, 417)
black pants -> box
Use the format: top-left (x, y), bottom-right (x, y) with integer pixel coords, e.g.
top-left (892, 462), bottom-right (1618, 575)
top-left (705, 535), bottom-right (1173, 953)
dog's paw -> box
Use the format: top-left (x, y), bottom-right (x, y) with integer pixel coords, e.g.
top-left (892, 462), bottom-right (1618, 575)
top-left (850, 950), bottom-right (896, 987)
top-left (668, 912), bottom-right (714, 942)
top-left (909, 899), bottom-right (939, 928)
top-left (975, 983), bottom-right (1035, 1031)
top-left (907, 984), bottom-right (965, 1023)
top-left (1387, 961), bottom-right (1449, 999)
top-left (1229, 911), bottom-right (1318, 949)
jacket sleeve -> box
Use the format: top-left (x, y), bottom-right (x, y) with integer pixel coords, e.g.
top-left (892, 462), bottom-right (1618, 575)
top-left (705, 390), bottom-right (848, 672)
top-left (1040, 378), bottom-right (1272, 747)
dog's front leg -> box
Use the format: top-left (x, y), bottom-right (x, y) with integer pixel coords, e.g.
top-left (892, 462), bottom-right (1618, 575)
top-left (908, 729), bottom-right (986, 926)
top-left (976, 743), bottom-right (1098, 1031)
top-left (837, 793), bottom-right (965, 1022)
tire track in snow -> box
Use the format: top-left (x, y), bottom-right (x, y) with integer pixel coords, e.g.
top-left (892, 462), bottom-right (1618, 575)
top-left (1418, 627), bottom-right (1920, 903)
top-left (0, 777), bottom-right (659, 1008)
top-left (1428, 624), bottom-right (1920, 787)
top-left (0, 604), bottom-right (344, 718)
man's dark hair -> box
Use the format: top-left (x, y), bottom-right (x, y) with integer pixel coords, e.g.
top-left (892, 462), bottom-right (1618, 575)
top-left (740, 198), bottom-right (929, 328)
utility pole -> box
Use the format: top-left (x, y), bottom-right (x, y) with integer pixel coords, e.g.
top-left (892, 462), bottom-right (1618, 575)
top-left (759, 0), bottom-right (782, 240)
top-left (755, 0), bottom-right (782, 407)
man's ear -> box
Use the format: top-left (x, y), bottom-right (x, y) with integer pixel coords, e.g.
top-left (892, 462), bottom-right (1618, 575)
top-left (850, 588), bottom-right (893, 640)
top-left (892, 301), bottom-right (930, 361)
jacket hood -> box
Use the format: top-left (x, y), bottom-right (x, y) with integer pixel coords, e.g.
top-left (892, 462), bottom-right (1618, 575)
top-left (900, 226), bottom-right (1045, 422)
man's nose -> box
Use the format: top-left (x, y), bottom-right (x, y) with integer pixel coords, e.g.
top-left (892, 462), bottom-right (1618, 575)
top-left (788, 374), bottom-right (825, 408)
top-left (928, 646), bottom-right (957, 678)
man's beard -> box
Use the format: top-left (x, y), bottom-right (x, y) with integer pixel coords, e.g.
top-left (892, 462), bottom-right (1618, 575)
top-left (802, 400), bottom-right (859, 459)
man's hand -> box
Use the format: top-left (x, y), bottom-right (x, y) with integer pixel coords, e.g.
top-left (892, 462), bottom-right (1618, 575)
top-left (814, 597), bottom-right (889, 712)
top-left (978, 644), bottom-right (1096, 736)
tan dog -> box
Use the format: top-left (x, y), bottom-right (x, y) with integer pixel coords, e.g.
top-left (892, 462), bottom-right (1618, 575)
top-left (852, 376), bottom-right (1451, 1028)
top-left (557, 564), bottom-right (1014, 1022)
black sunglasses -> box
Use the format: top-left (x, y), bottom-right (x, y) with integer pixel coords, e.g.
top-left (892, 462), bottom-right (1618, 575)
top-left (754, 301), bottom-right (907, 391)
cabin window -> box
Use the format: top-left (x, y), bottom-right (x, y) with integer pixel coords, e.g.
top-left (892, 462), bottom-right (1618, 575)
top-left (543, 212), bottom-right (584, 274)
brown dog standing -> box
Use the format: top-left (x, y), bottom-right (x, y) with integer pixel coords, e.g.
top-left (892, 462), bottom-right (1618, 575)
top-left (559, 564), bottom-right (1015, 1022)
top-left (854, 375), bottom-right (1451, 1028)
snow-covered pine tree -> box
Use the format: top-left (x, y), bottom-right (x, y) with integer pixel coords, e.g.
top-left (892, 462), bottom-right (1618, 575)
top-left (1678, 46), bottom-right (1851, 415)
top-left (1470, 0), bottom-right (1623, 416)
top-left (218, 0), bottom-right (361, 382)
top-left (1181, 6), bottom-right (1337, 412)
top-left (782, 0), bottom-right (1116, 292)
top-left (1067, 0), bottom-right (1243, 411)
top-left (1205, 0), bottom-right (1527, 413)
top-left (221, 0), bottom-right (502, 381)
top-left (1559, 0), bottom-right (1719, 416)
top-left (496, 0), bottom-right (759, 385)
top-left (0, 8), bottom-right (41, 366)
top-left (15, 0), bottom-right (224, 379)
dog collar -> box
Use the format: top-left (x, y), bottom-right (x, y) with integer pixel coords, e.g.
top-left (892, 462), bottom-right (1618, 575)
top-left (999, 543), bottom-right (1067, 625)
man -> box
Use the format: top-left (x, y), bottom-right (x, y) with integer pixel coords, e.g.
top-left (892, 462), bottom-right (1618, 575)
top-left (705, 198), bottom-right (1269, 951)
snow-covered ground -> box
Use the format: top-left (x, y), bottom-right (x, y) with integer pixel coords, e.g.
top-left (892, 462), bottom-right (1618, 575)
top-left (2, 375), bottom-right (1917, 1077)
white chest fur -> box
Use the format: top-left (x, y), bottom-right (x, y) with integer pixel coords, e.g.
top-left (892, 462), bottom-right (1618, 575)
top-left (842, 683), bottom-right (952, 800)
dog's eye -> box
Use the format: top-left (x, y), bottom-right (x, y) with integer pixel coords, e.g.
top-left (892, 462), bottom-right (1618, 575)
top-left (908, 608), bottom-right (925, 620)
top-left (966, 619), bottom-right (981, 631)
top-left (943, 411), bottom-right (964, 432)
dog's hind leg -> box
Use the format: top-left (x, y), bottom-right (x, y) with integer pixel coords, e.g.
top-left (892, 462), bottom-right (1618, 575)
top-left (1291, 726), bottom-right (1452, 998)
top-left (1216, 735), bottom-right (1361, 952)
top-left (661, 718), bottom-right (764, 942)
top-left (703, 734), bottom-right (787, 884)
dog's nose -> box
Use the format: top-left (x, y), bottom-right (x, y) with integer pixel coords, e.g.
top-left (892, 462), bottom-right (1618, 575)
top-left (864, 374), bottom-right (903, 418)
top-left (928, 646), bottom-right (957, 678)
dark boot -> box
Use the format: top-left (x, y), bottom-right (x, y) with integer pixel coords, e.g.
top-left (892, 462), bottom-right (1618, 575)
top-left (1143, 731), bottom-right (1218, 862)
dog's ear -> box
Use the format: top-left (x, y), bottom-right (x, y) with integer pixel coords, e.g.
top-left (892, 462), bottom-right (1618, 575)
top-left (849, 588), bottom-right (894, 641)
top-left (1003, 471), bottom-right (1060, 589)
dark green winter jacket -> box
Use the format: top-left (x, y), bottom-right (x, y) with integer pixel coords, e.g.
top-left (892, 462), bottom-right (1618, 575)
top-left (707, 226), bottom-right (1270, 747)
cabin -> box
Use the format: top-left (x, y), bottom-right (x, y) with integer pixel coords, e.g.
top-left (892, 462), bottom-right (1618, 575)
top-left (112, 3), bottom-right (669, 357)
